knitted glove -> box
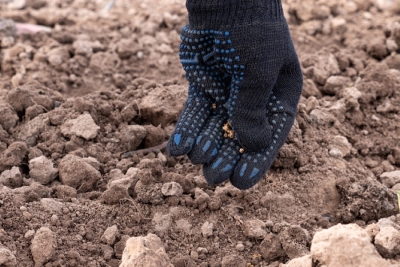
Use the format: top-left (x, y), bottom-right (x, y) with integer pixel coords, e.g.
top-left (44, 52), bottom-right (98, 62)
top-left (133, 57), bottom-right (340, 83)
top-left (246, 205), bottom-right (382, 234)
top-left (186, 0), bottom-right (303, 189)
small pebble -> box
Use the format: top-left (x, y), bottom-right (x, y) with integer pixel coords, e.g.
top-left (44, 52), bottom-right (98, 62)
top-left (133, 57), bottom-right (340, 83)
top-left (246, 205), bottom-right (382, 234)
top-left (197, 247), bottom-right (208, 254)
top-left (22, 211), bottom-right (32, 220)
top-left (201, 221), bottom-right (214, 237)
top-left (101, 225), bottom-right (119, 245)
top-left (236, 243), bottom-right (245, 252)
top-left (50, 215), bottom-right (58, 225)
top-left (190, 250), bottom-right (199, 261)
top-left (25, 230), bottom-right (35, 239)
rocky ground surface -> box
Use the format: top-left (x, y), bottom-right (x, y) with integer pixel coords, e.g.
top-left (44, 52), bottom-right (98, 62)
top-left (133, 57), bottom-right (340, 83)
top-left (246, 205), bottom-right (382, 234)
top-left (0, 0), bottom-right (400, 266)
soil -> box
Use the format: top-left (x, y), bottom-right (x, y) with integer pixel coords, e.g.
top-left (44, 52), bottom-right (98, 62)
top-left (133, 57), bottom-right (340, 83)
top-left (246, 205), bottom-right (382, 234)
top-left (0, 0), bottom-right (400, 266)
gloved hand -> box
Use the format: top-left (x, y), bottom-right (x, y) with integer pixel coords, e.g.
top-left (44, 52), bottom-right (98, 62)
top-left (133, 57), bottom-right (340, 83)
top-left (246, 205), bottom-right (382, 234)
top-left (185, 0), bottom-right (303, 189)
top-left (169, 0), bottom-right (303, 190)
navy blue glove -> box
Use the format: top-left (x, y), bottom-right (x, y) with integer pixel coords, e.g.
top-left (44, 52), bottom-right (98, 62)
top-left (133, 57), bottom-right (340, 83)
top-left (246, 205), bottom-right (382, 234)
top-left (169, 0), bottom-right (303, 189)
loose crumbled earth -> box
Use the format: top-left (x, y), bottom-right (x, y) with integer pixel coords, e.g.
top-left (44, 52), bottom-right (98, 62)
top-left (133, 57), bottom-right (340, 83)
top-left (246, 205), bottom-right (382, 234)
top-left (0, 0), bottom-right (400, 266)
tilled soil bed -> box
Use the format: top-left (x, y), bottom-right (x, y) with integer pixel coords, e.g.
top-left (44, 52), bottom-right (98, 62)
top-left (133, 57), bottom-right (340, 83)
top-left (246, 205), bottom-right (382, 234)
top-left (1, 0), bottom-right (400, 266)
